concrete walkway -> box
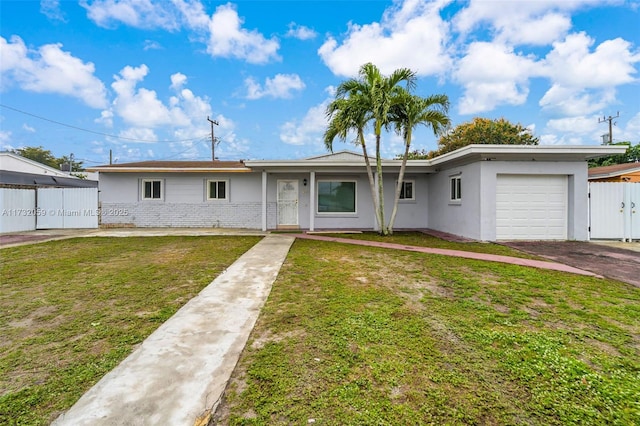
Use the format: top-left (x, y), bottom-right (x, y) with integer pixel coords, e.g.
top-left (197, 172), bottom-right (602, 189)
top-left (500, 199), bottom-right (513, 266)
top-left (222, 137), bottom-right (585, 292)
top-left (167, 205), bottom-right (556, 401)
top-left (52, 234), bottom-right (295, 426)
top-left (295, 234), bottom-right (601, 277)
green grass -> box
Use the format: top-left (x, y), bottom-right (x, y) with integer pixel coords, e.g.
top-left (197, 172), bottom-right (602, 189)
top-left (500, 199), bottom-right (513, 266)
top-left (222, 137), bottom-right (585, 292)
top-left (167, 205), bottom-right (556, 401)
top-left (319, 231), bottom-right (539, 258)
top-left (0, 236), bottom-right (261, 425)
top-left (214, 239), bottom-right (640, 425)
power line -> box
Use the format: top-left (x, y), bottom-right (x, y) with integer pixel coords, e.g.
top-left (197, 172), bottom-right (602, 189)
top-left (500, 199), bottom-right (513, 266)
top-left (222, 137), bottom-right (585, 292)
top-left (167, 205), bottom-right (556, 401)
top-left (598, 112), bottom-right (620, 145)
top-left (0, 103), bottom-right (210, 143)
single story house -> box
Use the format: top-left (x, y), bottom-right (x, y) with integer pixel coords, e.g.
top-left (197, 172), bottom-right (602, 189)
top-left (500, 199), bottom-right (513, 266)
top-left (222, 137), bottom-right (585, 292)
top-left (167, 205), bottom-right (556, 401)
top-left (88, 144), bottom-right (626, 241)
top-left (588, 162), bottom-right (640, 182)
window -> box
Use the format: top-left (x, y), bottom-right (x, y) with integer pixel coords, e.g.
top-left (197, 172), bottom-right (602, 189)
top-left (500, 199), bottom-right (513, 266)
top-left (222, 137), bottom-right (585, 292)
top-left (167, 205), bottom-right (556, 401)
top-left (207, 180), bottom-right (227, 200)
top-left (399, 180), bottom-right (415, 200)
top-left (450, 176), bottom-right (462, 202)
top-left (142, 179), bottom-right (162, 200)
top-left (317, 181), bottom-right (356, 213)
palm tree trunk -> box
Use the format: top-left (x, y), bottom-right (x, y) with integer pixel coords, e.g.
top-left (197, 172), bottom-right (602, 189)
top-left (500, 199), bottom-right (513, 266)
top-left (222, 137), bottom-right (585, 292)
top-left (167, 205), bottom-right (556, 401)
top-left (375, 129), bottom-right (387, 235)
top-left (388, 129), bottom-right (412, 233)
top-left (359, 134), bottom-right (382, 230)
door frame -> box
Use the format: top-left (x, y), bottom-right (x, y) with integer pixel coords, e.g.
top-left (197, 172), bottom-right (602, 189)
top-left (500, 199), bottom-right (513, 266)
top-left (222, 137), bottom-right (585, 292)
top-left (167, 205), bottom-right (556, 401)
top-left (276, 179), bottom-right (299, 229)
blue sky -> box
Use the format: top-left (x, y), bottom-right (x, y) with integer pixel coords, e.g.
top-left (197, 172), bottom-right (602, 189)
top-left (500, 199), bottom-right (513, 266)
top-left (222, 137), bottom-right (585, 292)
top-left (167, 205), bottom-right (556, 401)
top-left (1, 0), bottom-right (639, 166)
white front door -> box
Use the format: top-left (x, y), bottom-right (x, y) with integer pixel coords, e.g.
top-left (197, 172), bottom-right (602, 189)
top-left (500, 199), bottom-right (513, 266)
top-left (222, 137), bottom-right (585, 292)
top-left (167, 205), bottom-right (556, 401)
top-left (277, 180), bottom-right (299, 227)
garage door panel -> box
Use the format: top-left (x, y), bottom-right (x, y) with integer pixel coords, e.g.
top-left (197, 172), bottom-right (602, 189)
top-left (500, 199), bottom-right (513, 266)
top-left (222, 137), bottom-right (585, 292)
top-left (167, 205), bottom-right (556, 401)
top-left (496, 175), bottom-right (568, 240)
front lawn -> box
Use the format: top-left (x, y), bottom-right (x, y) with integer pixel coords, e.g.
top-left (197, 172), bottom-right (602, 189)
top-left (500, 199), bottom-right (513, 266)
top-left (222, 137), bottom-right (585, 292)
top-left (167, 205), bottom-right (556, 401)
top-left (0, 236), bottom-right (261, 425)
top-left (215, 238), bottom-right (640, 425)
top-left (319, 231), bottom-right (540, 258)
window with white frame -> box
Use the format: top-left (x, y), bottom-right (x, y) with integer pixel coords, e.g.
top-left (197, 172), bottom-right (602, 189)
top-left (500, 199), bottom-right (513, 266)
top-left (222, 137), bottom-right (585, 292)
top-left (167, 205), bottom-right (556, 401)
top-left (317, 180), bottom-right (356, 213)
top-left (142, 179), bottom-right (163, 200)
top-left (399, 180), bottom-right (415, 200)
top-left (207, 180), bottom-right (227, 200)
top-left (450, 176), bottom-right (461, 202)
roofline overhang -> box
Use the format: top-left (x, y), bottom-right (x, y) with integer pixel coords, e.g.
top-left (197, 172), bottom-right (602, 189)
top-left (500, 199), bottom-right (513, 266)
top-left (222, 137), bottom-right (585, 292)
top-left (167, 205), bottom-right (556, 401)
top-left (86, 167), bottom-right (252, 173)
top-left (589, 166), bottom-right (640, 179)
top-left (86, 145), bottom-right (628, 174)
top-left (243, 159), bottom-right (434, 173)
top-left (428, 144), bottom-right (628, 168)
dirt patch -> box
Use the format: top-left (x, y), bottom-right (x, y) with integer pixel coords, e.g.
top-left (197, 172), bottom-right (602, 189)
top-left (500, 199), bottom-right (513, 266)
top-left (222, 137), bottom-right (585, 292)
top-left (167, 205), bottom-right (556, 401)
top-left (501, 241), bottom-right (640, 287)
top-left (0, 234), bottom-right (63, 246)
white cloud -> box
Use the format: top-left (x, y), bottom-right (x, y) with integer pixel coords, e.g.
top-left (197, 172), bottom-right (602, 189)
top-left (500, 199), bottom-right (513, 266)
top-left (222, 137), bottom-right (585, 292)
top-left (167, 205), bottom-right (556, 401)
top-left (81, 1), bottom-right (280, 64)
top-left (286, 22), bottom-right (317, 40)
top-left (280, 99), bottom-right (330, 146)
top-left (171, 0), bottom-right (210, 30)
top-left (40, 0), bottom-right (66, 22)
top-left (244, 74), bottom-right (305, 99)
top-left (453, 0), bottom-right (602, 46)
top-left (0, 36), bottom-right (108, 109)
top-left (318, 0), bottom-right (451, 77)
top-left (95, 109), bottom-right (114, 128)
top-left (105, 65), bottom-right (213, 143)
top-left (539, 113), bottom-right (631, 146)
top-left (143, 40), bottom-right (162, 51)
top-left (22, 124), bottom-right (36, 133)
top-left (0, 130), bottom-right (12, 146)
top-left (455, 42), bottom-right (540, 114)
top-left (207, 3), bottom-right (280, 64)
top-left (170, 72), bottom-right (187, 90)
top-left (119, 127), bottom-right (158, 143)
top-left (546, 115), bottom-right (600, 134)
top-left (110, 65), bottom-right (175, 127)
top-left (80, 0), bottom-right (179, 30)
top-left (542, 33), bottom-right (639, 89)
top-left (539, 33), bottom-right (640, 115)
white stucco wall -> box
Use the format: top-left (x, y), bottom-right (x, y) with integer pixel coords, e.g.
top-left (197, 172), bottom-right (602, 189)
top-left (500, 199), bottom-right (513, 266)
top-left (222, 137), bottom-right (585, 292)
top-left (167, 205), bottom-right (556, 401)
top-left (427, 162), bottom-right (482, 239)
top-left (98, 172), bottom-right (263, 228)
top-left (426, 160), bottom-right (589, 241)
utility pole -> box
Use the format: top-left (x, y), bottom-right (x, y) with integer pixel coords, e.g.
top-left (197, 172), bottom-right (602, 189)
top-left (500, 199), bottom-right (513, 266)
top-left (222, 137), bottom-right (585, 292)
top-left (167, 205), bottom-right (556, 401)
top-left (207, 116), bottom-right (219, 161)
top-left (598, 112), bottom-right (619, 145)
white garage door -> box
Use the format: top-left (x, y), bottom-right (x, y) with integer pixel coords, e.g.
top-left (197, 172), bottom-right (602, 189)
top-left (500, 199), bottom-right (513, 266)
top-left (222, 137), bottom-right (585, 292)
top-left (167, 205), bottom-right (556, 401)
top-left (496, 174), bottom-right (568, 240)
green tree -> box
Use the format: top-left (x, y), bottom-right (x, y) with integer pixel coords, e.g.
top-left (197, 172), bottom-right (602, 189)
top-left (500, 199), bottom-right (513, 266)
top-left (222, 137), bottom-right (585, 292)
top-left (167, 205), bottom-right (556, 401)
top-left (396, 148), bottom-right (430, 160)
top-left (10, 146), bottom-right (85, 172)
top-left (388, 93), bottom-right (449, 232)
top-left (588, 141), bottom-right (640, 167)
top-left (428, 117), bottom-right (538, 158)
top-left (58, 155), bottom-right (85, 173)
top-left (325, 63), bottom-right (416, 235)
top-left (11, 146), bottom-right (59, 169)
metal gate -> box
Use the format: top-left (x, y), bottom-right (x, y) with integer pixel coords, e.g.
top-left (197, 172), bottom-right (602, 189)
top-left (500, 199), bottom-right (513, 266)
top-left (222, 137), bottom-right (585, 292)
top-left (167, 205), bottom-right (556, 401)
top-left (589, 182), bottom-right (639, 241)
top-left (36, 188), bottom-right (98, 229)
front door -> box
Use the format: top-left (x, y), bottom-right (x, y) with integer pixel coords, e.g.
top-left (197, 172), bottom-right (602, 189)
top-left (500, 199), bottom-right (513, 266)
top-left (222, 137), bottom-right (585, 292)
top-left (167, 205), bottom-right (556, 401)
top-left (277, 180), bottom-right (299, 228)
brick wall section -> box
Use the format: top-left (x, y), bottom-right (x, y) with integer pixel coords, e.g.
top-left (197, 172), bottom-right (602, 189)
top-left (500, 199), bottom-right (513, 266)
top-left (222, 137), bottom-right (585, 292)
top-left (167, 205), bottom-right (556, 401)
top-left (100, 202), bottom-right (263, 228)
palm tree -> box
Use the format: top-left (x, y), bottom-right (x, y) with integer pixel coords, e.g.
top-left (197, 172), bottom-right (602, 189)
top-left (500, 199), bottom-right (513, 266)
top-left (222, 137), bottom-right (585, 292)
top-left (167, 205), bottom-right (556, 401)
top-left (326, 63), bottom-right (416, 235)
top-left (388, 93), bottom-right (450, 233)
top-left (324, 95), bottom-right (384, 229)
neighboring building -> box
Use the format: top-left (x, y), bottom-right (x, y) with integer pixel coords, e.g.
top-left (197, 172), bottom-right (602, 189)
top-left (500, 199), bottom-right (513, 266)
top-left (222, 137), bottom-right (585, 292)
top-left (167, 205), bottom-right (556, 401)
top-left (88, 144), bottom-right (626, 241)
top-left (0, 152), bottom-right (98, 189)
top-left (0, 152), bottom-right (98, 233)
top-left (588, 162), bottom-right (640, 182)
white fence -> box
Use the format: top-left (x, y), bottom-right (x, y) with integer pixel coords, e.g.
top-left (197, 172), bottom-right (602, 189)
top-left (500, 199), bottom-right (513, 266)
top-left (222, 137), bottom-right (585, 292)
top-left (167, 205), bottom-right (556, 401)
top-left (0, 188), bottom-right (37, 233)
top-left (589, 182), bottom-right (640, 241)
top-left (0, 187), bottom-right (98, 233)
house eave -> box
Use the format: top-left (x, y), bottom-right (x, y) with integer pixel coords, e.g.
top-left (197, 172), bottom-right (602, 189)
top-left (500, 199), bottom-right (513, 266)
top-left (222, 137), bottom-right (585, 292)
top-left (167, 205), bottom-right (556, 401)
top-left (588, 166), bottom-right (640, 180)
top-left (86, 167), bottom-right (252, 173)
top-left (429, 144), bottom-right (628, 168)
top-left (243, 159), bottom-right (434, 173)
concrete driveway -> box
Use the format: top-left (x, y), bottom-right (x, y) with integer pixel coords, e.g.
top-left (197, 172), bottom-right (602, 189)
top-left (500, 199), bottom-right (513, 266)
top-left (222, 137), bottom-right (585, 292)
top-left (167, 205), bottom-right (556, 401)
top-left (501, 241), bottom-right (640, 287)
